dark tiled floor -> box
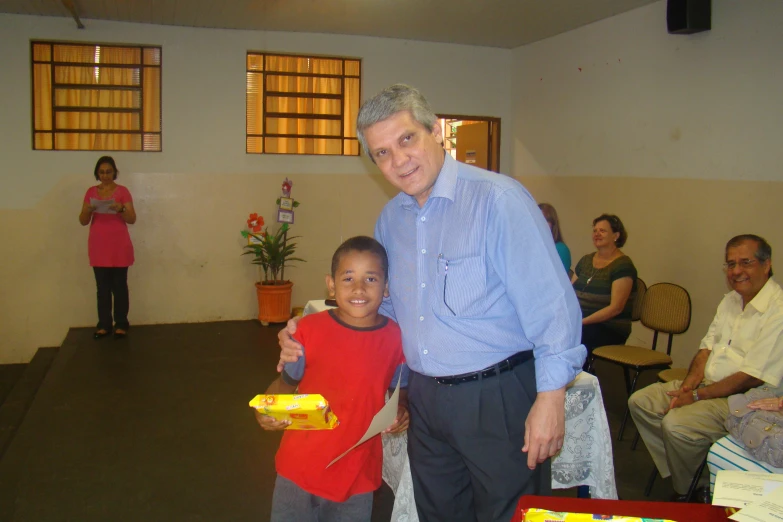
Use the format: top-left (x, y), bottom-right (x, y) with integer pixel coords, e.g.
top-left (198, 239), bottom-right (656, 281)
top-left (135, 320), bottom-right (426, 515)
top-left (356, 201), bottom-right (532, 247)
top-left (0, 322), bottom-right (681, 521)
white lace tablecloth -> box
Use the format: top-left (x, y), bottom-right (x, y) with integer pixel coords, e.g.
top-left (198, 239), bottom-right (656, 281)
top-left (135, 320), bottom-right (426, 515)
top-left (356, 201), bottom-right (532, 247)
top-left (303, 301), bottom-right (618, 521)
top-left (555, 371), bottom-right (618, 500)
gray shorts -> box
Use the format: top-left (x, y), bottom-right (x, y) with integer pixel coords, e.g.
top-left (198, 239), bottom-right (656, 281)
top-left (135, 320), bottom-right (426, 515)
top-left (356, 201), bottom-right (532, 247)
top-left (270, 474), bottom-right (373, 522)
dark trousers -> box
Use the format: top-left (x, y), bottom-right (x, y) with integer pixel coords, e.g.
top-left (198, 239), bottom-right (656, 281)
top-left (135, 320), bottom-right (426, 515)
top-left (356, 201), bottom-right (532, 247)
top-left (581, 323), bottom-right (629, 371)
top-left (407, 359), bottom-right (549, 522)
top-left (93, 267), bottom-right (129, 331)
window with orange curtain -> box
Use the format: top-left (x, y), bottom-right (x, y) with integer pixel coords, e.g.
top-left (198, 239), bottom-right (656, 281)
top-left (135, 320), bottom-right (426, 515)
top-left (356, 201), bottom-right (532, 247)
top-left (31, 41), bottom-right (162, 152)
top-left (246, 52), bottom-right (360, 155)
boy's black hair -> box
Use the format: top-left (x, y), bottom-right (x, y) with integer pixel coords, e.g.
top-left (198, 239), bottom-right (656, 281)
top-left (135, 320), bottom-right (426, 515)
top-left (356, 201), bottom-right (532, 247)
top-left (331, 236), bottom-right (389, 281)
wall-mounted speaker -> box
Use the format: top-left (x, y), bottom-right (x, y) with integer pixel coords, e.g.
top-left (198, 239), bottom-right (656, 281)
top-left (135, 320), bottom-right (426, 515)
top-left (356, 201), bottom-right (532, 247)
top-left (667, 0), bottom-right (711, 34)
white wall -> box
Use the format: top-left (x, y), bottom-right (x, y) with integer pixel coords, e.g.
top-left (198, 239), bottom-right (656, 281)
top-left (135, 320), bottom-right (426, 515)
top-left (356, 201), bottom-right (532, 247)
top-left (0, 14), bottom-right (512, 363)
top-left (512, 0), bottom-right (783, 367)
top-left (1, 14), bottom-right (513, 208)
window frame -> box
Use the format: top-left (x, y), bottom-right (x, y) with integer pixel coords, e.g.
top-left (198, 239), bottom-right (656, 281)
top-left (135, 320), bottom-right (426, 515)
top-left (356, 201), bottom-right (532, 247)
top-left (245, 51), bottom-right (361, 156)
top-left (30, 40), bottom-right (163, 152)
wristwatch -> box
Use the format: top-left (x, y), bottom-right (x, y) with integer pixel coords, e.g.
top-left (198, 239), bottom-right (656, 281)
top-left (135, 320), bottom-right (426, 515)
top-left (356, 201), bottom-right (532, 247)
top-left (692, 389), bottom-right (700, 402)
top-left (118, 206), bottom-right (126, 213)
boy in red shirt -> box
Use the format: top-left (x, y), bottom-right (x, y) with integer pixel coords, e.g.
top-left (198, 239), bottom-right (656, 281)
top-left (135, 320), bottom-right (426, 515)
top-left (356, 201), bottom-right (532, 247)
top-left (255, 236), bottom-right (408, 521)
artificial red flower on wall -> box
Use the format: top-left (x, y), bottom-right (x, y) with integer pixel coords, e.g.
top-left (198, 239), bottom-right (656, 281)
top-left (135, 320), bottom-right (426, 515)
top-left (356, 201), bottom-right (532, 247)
top-left (247, 213), bottom-right (264, 233)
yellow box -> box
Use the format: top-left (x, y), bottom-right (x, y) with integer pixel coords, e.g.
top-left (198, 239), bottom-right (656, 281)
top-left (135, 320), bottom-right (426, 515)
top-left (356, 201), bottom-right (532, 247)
top-left (522, 508), bottom-right (675, 522)
top-left (249, 394), bottom-right (339, 430)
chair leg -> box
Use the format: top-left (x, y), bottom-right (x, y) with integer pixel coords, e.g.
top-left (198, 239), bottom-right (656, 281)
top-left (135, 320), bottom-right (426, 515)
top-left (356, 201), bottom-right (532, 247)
top-left (631, 430), bottom-right (641, 450)
top-left (584, 354), bottom-right (595, 374)
top-left (685, 456), bottom-right (708, 502)
top-left (617, 408), bottom-right (632, 442)
top-left (622, 367), bottom-right (632, 395)
top-left (644, 466), bottom-right (657, 497)
top-left (617, 370), bottom-right (642, 441)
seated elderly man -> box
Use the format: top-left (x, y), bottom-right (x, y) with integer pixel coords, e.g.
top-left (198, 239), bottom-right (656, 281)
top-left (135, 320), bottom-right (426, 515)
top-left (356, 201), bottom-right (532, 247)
top-left (629, 234), bottom-right (783, 500)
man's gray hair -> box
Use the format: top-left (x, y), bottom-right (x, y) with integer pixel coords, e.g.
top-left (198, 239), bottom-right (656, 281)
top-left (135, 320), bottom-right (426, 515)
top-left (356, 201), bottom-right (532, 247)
top-left (357, 84), bottom-right (438, 157)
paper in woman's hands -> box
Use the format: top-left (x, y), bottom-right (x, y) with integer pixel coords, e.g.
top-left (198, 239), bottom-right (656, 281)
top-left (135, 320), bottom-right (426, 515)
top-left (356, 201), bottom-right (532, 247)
top-left (90, 198), bottom-right (116, 214)
top-left (326, 374), bottom-right (402, 468)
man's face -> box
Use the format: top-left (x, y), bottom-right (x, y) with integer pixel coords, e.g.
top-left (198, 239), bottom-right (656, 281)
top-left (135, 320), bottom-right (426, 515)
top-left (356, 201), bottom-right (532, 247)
top-left (725, 240), bottom-right (771, 304)
top-left (362, 110), bottom-right (445, 208)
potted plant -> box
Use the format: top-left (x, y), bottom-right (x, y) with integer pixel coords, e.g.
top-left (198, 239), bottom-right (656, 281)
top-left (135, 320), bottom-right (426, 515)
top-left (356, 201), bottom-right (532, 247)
top-left (241, 214), bottom-right (305, 325)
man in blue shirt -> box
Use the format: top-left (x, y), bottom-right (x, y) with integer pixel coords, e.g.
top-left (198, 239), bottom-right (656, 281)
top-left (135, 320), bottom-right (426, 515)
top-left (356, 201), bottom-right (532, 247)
top-left (278, 84), bottom-right (585, 522)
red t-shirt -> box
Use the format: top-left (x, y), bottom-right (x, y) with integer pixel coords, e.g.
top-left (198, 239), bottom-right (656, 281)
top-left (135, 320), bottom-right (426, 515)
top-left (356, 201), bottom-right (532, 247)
top-left (84, 185), bottom-right (134, 267)
top-left (275, 310), bottom-right (405, 502)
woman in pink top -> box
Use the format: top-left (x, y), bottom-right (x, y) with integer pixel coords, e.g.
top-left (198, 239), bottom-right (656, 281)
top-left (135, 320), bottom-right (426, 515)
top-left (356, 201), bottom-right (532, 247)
top-left (79, 157), bottom-right (137, 339)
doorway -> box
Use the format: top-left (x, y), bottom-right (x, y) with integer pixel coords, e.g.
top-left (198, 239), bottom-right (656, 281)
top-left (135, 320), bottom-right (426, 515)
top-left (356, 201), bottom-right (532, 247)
top-left (438, 115), bottom-right (501, 173)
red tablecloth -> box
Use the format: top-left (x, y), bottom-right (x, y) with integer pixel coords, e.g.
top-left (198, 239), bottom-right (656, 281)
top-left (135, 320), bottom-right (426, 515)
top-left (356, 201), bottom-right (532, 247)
top-left (513, 495), bottom-right (729, 522)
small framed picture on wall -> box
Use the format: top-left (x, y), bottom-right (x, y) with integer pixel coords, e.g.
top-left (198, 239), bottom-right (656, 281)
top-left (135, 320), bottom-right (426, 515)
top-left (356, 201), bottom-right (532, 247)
top-left (277, 209), bottom-right (294, 224)
top-left (279, 197), bottom-right (294, 210)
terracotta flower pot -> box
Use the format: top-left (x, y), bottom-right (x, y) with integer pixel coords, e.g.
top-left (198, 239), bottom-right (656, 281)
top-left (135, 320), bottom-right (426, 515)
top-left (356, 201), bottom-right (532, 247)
top-left (255, 281), bottom-right (294, 325)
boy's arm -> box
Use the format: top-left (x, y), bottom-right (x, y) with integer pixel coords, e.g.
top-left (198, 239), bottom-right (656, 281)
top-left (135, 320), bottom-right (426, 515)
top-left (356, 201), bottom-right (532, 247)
top-left (384, 363), bottom-right (409, 434)
top-left (254, 374), bottom-right (299, 431)
top-left (265, 375), bottom-right (297, 394)
top-left (384, 388), bottom-right (409, 434)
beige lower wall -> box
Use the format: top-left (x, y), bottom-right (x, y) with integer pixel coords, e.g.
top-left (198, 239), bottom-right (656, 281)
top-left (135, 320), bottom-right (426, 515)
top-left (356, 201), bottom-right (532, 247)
top-left (0, 172), bottom-right (397, 363)
top-left (2, 172), bottom-right (780, 366)
top-left (520, 175), bottom-right (783, 368)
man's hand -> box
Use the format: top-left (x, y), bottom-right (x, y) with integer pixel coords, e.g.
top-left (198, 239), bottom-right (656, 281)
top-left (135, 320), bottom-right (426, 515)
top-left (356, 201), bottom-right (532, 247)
top-left (254, 409), bottom-right (291, 431)
top-left (276, 316), bottom-right (303, 372)
top-left (665, 384), bottom-right (694, 412)
top-left (384, 405), bottom-right (410, 434)
top-left (522, 388), bottom-right (566, 469)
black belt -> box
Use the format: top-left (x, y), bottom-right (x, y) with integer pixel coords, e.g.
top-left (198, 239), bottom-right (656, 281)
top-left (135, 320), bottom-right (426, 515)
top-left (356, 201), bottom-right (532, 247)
top-left (433, 351), bottom-right (533, 385)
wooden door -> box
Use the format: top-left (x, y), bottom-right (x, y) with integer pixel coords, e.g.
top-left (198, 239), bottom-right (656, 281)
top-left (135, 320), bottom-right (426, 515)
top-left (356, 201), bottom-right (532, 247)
top-left (456, 122), bottom-right (489, 170)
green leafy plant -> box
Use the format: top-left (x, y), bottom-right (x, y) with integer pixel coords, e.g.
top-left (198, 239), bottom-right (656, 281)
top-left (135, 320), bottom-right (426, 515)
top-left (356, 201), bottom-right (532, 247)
top-left (241, 223), bottom-right (305, 285)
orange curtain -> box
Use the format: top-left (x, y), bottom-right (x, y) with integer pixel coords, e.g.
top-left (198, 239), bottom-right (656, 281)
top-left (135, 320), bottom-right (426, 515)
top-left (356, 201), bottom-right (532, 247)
top-left (262, 55), bottom-right (346, 154)
top-left (34, 43), bottom-right (158, 151)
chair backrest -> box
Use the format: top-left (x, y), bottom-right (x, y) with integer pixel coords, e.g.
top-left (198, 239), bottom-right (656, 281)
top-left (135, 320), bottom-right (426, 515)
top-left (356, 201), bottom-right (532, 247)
top-left (631, 277), bottom-right (647, 322)
top-left (639, 282), bottom-right (692, 355)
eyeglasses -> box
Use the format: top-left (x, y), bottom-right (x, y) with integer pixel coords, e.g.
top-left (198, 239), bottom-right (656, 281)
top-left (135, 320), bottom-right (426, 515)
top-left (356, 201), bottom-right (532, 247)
top-left (723, 259), bottom-right (759, 271)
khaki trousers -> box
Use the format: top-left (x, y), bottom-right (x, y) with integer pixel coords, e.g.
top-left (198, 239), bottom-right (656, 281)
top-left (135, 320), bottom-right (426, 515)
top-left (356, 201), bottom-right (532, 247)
top-left (628, 380), bottom-right (729, 494)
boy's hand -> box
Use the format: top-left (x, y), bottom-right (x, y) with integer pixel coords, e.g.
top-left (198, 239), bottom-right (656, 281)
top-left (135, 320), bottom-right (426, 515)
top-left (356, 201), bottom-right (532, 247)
top-left (254, 409), bottom-right (291, 431)
top-left (384, 405), bottom-right (409, 434)
top-left (277, 316), bottom-right (303, 372)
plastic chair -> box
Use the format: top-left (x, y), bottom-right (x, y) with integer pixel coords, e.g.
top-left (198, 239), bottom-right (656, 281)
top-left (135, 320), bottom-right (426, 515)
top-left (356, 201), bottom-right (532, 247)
top-left (591, 282), bottom-right (692, 441)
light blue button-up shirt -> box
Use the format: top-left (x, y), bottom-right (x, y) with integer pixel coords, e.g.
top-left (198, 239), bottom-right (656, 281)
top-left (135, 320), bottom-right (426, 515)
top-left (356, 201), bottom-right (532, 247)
top-left (375, 154), bottom-right (585, 392)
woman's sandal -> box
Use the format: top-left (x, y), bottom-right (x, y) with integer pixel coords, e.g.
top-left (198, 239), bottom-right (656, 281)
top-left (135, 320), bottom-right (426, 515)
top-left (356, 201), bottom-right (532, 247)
top-left (113, 329), bottom-right (127, 339)
top-left (93, 330), bottom-right (110, 340)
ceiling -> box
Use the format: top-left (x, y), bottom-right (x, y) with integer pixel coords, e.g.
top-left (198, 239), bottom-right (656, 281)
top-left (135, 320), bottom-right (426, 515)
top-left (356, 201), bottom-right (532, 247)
top-left (2, 0), bottom-right (659, 49)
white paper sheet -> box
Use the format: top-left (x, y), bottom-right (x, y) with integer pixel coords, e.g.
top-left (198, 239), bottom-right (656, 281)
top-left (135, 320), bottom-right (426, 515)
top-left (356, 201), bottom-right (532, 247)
top-left (729, 487), bottom-right (783, 522)
top-left (327, 374), bottom-right (401, 468)
top-left (90, 198), bottom-right (117, 214)
top-left (713, 470), bottom-right (783, 509)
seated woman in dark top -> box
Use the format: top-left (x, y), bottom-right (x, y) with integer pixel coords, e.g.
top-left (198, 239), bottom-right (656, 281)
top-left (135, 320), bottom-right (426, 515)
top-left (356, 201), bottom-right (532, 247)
top-left (571, 214), bottom-right (637, 370)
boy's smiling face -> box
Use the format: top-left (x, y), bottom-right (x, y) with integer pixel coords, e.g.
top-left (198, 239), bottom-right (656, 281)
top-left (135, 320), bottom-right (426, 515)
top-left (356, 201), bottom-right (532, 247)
top-left (326, 250), bottom-right (389, 328)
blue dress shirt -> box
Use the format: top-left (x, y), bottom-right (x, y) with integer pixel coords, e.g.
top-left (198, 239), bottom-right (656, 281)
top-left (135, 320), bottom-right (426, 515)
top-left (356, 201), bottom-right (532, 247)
top-left (375, 154), bottom-right (585, 392)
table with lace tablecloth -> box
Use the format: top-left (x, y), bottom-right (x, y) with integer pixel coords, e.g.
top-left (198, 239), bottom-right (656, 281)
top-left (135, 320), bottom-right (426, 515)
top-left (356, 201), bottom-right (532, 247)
top-left (303, 300), bottom-right (618, 521)
top-left (554, 371), bottom-right (618, 500)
